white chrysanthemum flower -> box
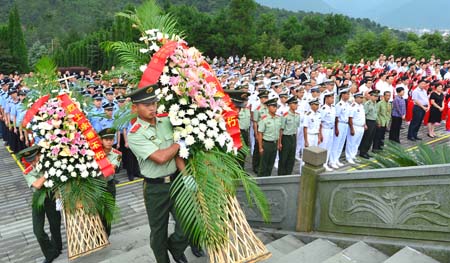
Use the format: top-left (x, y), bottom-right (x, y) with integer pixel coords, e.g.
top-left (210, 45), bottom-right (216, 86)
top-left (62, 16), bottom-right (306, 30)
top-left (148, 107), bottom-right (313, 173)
top-left (55, 170), bottom-right (63, 177)
top-left (198, 132), bottom-right (205, 141)
top-left (191, 118), bottom-right (199, 126)
top-left (70, 171), bottom-right (77, 178)
top-left (178, 110), bottom-right (186, 118)
top-left (157, 105), bottom-right (166, 114)
top-left (160, 74), bottom-right (170, 86)
top-left (185, 125), bottom-right (193, 134)
top-left (44, 179), bottom-right (54, 188)
top-left (62, 158), bottom-right (68, 164)
top-left (171, 68), bottom-right (179, 75)
top-left (187, 109), bottom-right (195, 116)
top-left (185, 135), bottom-right (195, 146)
top-left (91, 162), bottom-right (98, 169)
top-left (81, 170), bottom-right (89, 178)
top-left (36, 164), bottom-right (42, 171)
top-left (206, 110), bottom-right (214, 118)
top-left (199, 123), bottom-right (207, 132)
top-left (54, 160), bottom-right (61, 168)
top-left (173, 131), bottom-right (181, 142)
top-left (49, 168), bottom-right (56, 176)
top-left (156, 31), bottom-right (163, 39)
top-left (163, 66), bottom-right (169, 73)
top-left (180, 129), bottom-right (188, 137)
top-left (139, 64), bottom-right (147, 72)
top-left (207, 119), bottom-right (217, 128)
top-left (179, 98), bottom-right (188, 105)
top-left (182, 118), bottom-right (190, 125)
top-left (166, 94), bottom-right (173, 101)
top-left (139, 36), bottom-right (148, 41)
top-left (217, 134), bottom-right (227, 147)
top-left (169, 104), bottom-right (180, 112)
top-left (219, 121), bottom-right (227, 130)
top-left (197, 113), bottom-right (207, 121)
top-left (69, 158), bottom-right (75, 163)
top-left (192, 127), bottom-right (200, 134)
top-left (60, 175), bottom-right (68, 182)
top-left (227, 142), bottom-right (234, 153)
top-left (204, 138), bottom-right (214, 150)
top-left (149, 42), bottom-right (160, 52)
top-left (44, 161), bottom-right (51, 168)
top-left (179, 147), bottom-right (189, 159)
top-left (67, 165), bottom-right (74, 172)
top-left (140, 48), bottom-right (149, 53)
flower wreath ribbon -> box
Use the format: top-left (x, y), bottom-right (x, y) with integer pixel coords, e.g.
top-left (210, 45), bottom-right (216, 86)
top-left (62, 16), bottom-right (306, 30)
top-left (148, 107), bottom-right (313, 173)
top-left (138, 40), bottom-right (242, 149)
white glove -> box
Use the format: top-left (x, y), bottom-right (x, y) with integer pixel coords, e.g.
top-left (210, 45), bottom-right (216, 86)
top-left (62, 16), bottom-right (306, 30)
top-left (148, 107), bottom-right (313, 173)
top-left (177, 139), bottom-right (186, 148)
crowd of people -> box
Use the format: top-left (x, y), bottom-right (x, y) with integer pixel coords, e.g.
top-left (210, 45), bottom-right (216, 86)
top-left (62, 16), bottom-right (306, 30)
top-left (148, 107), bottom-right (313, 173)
top-left (1, 54), bottom-right (450, 178)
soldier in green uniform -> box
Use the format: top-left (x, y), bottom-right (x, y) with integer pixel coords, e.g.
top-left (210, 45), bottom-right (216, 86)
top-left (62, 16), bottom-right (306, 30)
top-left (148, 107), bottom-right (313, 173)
top-left (126, 84), bottom-right (188, 263)
top-left (257, 98), bottom-right (282, 177)
top-left (18, 145), bottom-right (62, 263)
top-left (359, 90), bottom-right (379, 159)
top-left (251, 89), bottom-right (269, 173)
top-left (225, 89), bottom-right (251, 168)
top-left (278, 96), bottom-right (300, 175)
top-left (98, 128), bottom-right (122, 237)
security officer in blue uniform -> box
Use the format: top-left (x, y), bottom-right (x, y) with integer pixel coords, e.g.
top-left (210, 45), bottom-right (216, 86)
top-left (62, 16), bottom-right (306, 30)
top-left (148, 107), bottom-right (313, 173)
top-left (88, 94), bottom-right (105, 131)
top-left (95, 103), bottom-right (115, 132)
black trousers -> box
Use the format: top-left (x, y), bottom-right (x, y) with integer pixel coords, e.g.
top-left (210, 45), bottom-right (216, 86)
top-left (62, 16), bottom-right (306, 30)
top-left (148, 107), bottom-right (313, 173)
top-left (125, 147), bottom-right (141, 180)
top-left (101, 180), bottom-right (116, 237)
top-left (373, 126), bottom-right (386, 150)
top-left (238, 129), bottom-right (249, 169)
top-left (359, 120), bottom-right (376, 154)
top-left (252, 140), bottom-right (261, 173)
top-left (389, 116), bottom-right (402, 143)
top-left (258, 140), bottom-right (277, 177)
top-left (407, 105), bottom-right (425, 139)
top-left (278, 135), bottom-right (296, 175)
top-left (32, 191), bottom-right (62, 261)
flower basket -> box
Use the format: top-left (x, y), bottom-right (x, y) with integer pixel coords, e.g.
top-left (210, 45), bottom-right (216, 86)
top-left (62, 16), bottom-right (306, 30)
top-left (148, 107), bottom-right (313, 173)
top-left (64, 206), bottom-right (110, 260)
top-left (208, 195), bottom-right (271, 263)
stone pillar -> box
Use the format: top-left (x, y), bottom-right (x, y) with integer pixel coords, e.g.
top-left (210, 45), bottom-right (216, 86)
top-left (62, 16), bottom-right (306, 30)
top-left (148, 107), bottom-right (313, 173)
top-left (296, 146), bottom-right (327, 232)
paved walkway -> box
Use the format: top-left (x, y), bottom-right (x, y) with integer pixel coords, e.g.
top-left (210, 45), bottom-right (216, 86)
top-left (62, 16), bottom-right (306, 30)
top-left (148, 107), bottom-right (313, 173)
top-left (0, 122), bottom-right (449, 262)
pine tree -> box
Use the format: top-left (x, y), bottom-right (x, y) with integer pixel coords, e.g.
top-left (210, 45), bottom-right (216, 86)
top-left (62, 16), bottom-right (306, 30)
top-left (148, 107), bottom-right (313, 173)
top-left (8, 4), bottom-right (29, 73)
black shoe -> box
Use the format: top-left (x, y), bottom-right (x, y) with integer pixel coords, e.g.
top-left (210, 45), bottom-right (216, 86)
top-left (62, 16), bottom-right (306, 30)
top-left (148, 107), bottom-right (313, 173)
top-left (359, 153), bottom-right (370, 159)
top-left (414, 137), bottom-right (422, 140)
top-left (191, 245), bottom-right (205, 257)
top-left (128, 176), bottom-right (135, 181)
top-left (114, 179), bottom-right (120, 184)
top-left (172, 253), bottom-right (188, 263)
top-left (407, 137), bottom-right (416, 141)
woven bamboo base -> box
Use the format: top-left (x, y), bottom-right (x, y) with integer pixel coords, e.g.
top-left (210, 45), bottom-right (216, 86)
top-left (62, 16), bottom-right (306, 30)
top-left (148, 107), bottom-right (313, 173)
top-left (64, 208), bottom-right (110, 260)
top-left (208, 195), bottom-right (272, 263)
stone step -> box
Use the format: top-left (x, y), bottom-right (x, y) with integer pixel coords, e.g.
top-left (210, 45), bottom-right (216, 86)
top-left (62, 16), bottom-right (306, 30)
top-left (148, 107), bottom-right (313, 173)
top-left (262, 235), bottom-right (305, 263)
top-left (322, 241), bottom-right (388, 263)
top-left (274, 238), bottom-right (342, 263)
top-left (383, 247), bottom-right (440, 263)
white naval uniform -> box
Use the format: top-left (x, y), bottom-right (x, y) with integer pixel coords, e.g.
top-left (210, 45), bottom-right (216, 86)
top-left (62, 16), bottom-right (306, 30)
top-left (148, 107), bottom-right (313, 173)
top-left (295, 97), bottom-right (309, 156)
top-left (330, 99), bottom-right (351, 165)
top-left (303, 110), bottom-right (321, 147)
top-left (345, 102), bottom-right (366, 161)
top-left (318, 103), bottom-right (336, 165)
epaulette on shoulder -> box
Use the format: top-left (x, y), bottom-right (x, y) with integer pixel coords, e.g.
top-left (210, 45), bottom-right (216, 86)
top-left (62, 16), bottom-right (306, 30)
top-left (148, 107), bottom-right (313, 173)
top-left (352, 103), bottom-right (356, 107)
top-left (261, 115), bottom-right (267, 120)
top-left (283, 112), bottom-right (289, 117)
top-left (24, 165), bottom-right (33, 175)
top-left (156, 113), bottom-right (169, 118)
top-left (306, 111), bottom-right (311, 116)
top-left (130, 123), bottom-right (141, 133)
top-left (338, 102), bottom-right (343, 106)
top-left (321, 106), bottom-right (326, 110)
top-left (256, 105), bottom-right (261, 110)
top-left (112, 149), bottom-right (122, 155)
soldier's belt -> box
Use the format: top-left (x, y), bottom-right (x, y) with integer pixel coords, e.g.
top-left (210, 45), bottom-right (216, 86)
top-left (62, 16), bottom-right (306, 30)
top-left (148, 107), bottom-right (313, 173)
top-left (263, 139), bottom-right (277, 144)
top-left (143, 172), bottom-right (178, 184)
top-left (282, 134), bottom-right (296, 137)
top-left (307, 132), bottom-right (319, 135)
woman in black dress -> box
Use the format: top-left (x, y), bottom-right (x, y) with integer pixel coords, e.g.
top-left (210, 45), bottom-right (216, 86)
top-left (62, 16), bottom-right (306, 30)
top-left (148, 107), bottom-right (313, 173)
top-left (427, 82), bottom-right (444, 137)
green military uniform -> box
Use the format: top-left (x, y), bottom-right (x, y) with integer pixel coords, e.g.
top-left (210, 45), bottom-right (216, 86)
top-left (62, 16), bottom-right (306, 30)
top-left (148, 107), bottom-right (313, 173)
top-left (359, 90), bottom-right (379, 157)
top-left (126, 85), bottom-right (188, 263)
top-left (98, 128), bottom-right (122, 236)
top-left (20, 145), bottom-right (62, 263)
top-left (278, 99), bottom-right (300, 175)
top-left (239, 107), bottom-right (251, 147)
top-left (252, 92), bottom-right (269, 173)
top-left (258, 98), bottom-right (282, 177)
top-left (373, 99), bottom-right (392, 150)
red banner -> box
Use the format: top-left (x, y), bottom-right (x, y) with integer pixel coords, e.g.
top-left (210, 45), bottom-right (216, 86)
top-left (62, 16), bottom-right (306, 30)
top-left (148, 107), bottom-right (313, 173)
top-left (138, 40), bottom-right (178, 88)
top-left (58, 94), bottom-right (115, 177)
top-left (22, 95), bottom-right (50, 128)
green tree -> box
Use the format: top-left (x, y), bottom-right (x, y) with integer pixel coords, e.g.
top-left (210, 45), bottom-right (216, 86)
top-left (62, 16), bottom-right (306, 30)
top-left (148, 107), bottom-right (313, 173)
top-left (226, 0), bottom-right (257, 55)
top-left (297, 15), bottom-right (327, 58)
top-left (280, 16), bottom-right (302, 49)
top-left (7, 4), bottom-right (29, 72)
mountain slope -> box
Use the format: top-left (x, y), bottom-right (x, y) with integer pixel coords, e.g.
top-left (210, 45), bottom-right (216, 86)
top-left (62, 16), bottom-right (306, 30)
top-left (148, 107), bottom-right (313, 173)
top-left (255, 0), bottom-right (336, 13)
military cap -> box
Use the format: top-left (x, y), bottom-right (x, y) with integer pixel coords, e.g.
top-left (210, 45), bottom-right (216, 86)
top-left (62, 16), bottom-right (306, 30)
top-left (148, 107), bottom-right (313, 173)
top-left (354, 92), bottom-right (364, 98)
top-left (87, 84), bottom-right (96, 89)
top-left (286, 96), bottom-right (298, 104)
top-left (323, 90), bottom-right (334, 97)
top-left (116, 95), bottom-right (126, 103)
top-left (284, 77), bottom-right (294, 83)
top-left (98, 128), bottom-right (116, 139)
top-left (95, 85), bottom-right (103, 92)
top-left (264, 98), bottom-right (278, 107)
top-left (302, 80), bottom-right (311, 85)
top-left (18, 145), bottom-right (41, 163)
top-left (272, 82), bottom-right (282, 88)
top-left (339, 87), bottom-right (350, 94)
top-left (258, 89), bottom-right (270, 98)
top-left (18, 90), bottom-right (27, 96)
top-left (93, 76), bottom-right (101, 81)
top-left (369, 90), bottom-right (380, 96)
top-left (104, 87), bottom-right (114, 94)
top-left (279, 89), bottom-right (289, 98)
top-left (8, 88), bottom-right (17, 95)
top-left (80, 90), bottom-right (91, 97)
top-left (308, 98), bottom-right (320, 105)
top-left (310, 86), bottom-right (320, 93)
top-left (323, 79), bottom-right (334, 85)
top-left (92, 94), bottom-right (103, 100)
top-left (224, 89), bottom-right (250, 108)
top-left (103, 102), bottom-right (115, 110)
top-left (125, 84), bottom-right (159, 104)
